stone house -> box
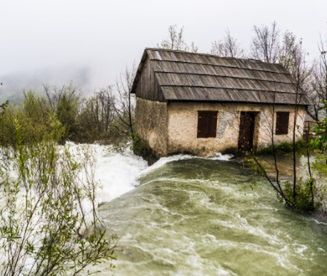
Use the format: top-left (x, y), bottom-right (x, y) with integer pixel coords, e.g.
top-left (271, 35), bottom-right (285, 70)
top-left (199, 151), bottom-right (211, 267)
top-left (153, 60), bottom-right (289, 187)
top-left (130, 48), bottom-right (310, 156)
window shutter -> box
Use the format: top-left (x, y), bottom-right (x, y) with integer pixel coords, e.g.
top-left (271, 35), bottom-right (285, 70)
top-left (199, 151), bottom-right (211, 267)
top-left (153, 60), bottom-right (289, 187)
top-left (197, 111), bottom-right (217, 138)
top-left (275, 112), bottom-right (289, 135)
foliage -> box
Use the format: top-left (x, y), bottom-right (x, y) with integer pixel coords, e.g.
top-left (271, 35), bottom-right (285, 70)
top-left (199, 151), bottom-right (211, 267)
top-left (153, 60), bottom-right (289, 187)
top-left (256, 140), bottom-right (308, 155)
top-left (313, 154), bottom-right (327, 177)
top-left (0, 81), bottom-right (135, 146)
top-left (76, 89), bottom-right (116, 143)
top-left (253, 103), bottom-right (326, 212)
top-left (0, 101), bottom-right (8, 115)
top-left (283, 178), bottom-right (316, 211)
top-left (0, 123), bottom-right (115, 275)
top-left (52, 88), bottom-right (80, 142)
top-left (311, 99), bottom-right (327, 178)
top-left (311, 101), bottom-right (327, 152)
top-left (0, 93), bottom-right (64, 146)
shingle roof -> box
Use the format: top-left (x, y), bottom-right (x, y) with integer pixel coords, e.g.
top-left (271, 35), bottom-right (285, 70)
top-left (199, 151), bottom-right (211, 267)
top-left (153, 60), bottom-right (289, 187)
top-left (131, 48), bottom-right (310, 105)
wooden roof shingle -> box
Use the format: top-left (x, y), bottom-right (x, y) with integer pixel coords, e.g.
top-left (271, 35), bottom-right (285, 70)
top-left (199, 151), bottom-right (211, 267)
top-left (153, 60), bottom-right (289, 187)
top-left (131, 48), bottom-right (310, 105)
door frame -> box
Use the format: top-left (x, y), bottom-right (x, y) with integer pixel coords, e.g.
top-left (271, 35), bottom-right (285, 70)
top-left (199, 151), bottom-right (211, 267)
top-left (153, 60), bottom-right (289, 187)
top-left (238, 111), bottom-right (259, 152)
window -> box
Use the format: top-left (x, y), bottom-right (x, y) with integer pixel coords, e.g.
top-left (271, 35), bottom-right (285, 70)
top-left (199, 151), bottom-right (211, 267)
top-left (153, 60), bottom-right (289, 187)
top-left (197, 111), bottom-right (218, 138)
top-left (275, 112), bottom-right (289, 135)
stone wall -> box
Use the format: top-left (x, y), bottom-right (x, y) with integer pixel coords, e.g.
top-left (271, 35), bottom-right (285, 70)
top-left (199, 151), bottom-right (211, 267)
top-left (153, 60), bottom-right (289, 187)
top-left (135, 98), bottom-right (168, 155)
top-left (166, 102), bottom-right (306, 156)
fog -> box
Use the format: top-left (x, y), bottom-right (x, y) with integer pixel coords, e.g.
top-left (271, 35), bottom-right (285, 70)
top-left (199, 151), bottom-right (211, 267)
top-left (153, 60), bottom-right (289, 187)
top-left (0, 0), bottom-right (326, 100)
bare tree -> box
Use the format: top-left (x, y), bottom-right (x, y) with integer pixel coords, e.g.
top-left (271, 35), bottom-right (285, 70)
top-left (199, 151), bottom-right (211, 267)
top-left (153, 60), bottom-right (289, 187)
top-left (279, 33), bottom-right (312, 89)
top-left (251, 22), bottom-right (280, 63)
top-left (78, 87), bottom-right (116, 142)
top-left (158, 25), bottom-right (198, 52)
top-left (252, 40), bottom-right (315, 210)
top-left (311, 40), bottom-right (327, 119)
top-left (277, 32), bottom-right (312, 199)
top-left (249, 28), bottom-right (316, 209)
top-left (44, 84), bottom-right (81, 141)
top-left (252, 94), bottom-right (315, 210)
top-left (252, 90), bottom-right (293, 206)
top-left (113, 66), bottom-right (137, 138)
top-left (211, 30), bottom-right (245, 58)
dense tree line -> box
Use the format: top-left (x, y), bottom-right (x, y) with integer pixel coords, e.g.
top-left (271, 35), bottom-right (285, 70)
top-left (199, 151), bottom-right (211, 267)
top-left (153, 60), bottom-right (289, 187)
top-left (0, 82), bottom-right (134, 147)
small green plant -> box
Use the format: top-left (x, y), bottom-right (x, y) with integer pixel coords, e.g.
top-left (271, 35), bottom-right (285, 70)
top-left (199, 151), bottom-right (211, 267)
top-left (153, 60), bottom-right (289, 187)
top-left (313, 154), bottom-right (327, 177)
top-left (283, 178), bottom-right (316, 211)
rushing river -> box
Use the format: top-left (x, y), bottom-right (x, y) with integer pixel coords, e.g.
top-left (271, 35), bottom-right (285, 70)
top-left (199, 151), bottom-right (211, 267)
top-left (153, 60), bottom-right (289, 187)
top-left (91, 148), bottom-right (327, 275)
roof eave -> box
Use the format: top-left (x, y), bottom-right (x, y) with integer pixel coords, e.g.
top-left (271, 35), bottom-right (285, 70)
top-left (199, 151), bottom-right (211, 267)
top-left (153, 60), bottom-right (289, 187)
top-left (165, 98), bottom-right (310, 106)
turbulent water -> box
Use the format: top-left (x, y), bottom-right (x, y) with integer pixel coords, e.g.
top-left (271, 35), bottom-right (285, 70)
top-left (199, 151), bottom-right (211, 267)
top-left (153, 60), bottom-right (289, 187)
top-left (91, 147), bottom-right (327, 276)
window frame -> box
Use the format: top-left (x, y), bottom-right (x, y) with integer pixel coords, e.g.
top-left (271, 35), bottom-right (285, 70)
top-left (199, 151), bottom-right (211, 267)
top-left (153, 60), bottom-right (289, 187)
top-left (197, 111), bottom-right (218, 138)
top-left (275, 111), bottom-right (290, 135)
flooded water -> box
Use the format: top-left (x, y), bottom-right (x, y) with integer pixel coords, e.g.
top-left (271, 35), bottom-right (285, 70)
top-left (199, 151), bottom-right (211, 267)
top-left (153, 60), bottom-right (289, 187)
top-left (92, 157), bottom-right (327, 275)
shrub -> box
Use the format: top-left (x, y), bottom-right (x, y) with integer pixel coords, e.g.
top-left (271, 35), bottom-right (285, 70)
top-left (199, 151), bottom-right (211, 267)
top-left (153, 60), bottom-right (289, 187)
top-left (1, 87), bottom-right (135, 146)
top-left (311, 118), bottom-right (327, 152)
top-left (313, 154), bottom-right (327, 177)
top-left (0, 93), bottom-right (64, 146)
top-left (257, 140), bottom-right (307, 155)
top-left (0, 124), bottom-right (115, 275)
top-left (283, 178), bottom-right (316, 211)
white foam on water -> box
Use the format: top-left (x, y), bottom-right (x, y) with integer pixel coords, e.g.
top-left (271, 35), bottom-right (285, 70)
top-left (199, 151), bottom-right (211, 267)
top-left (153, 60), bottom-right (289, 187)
top-left (91, 144), bottom-right (148, 203)
top-left (140, 154), bottom-right (193, 176)
top-left (210, 152), bottom-right (234, 161)
top-left (1, 142), bottom-right (234, 213)
top-left (90, 144), bottom-right (233, 203)
top-left (140, 152), bottom-right (233, 177)
top-left (311, 218), bottom-right (327, 226)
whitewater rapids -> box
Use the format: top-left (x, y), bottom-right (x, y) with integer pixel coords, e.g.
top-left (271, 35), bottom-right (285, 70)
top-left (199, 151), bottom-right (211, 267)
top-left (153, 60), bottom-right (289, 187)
top-left (85, 144), bottom-right (327, 276)
top-left (91, 144), bottom-right (233, 204)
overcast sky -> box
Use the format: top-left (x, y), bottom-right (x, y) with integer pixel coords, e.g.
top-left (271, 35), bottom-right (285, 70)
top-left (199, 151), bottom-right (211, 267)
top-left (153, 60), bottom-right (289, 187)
top-left (0, 0), bottom-right (326, 93)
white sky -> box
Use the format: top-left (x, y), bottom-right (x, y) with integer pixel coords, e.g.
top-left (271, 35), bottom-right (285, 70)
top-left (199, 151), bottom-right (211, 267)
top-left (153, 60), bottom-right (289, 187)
top-left (0, 0), bottom-right (326, 91)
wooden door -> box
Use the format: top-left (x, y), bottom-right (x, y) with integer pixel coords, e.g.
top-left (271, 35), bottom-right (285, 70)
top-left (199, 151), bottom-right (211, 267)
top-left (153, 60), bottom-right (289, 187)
top-left (238, 112), bottom-right (257, 152)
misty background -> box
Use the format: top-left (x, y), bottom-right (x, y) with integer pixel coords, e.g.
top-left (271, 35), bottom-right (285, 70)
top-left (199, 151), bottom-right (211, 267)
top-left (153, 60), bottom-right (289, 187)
top-left (0, 0), bottom-right (326, 102)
